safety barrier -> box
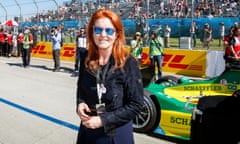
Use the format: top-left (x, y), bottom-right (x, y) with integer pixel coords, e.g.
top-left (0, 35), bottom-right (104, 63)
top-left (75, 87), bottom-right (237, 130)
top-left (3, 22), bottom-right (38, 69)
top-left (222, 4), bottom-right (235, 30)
top-left (31, 42), bottom-right (225, 78)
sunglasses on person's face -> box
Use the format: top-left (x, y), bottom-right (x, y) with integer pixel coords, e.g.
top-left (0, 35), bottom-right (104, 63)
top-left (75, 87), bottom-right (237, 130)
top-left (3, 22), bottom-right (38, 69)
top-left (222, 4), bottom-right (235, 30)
top-left (93, 26), bottom-right (115, 36)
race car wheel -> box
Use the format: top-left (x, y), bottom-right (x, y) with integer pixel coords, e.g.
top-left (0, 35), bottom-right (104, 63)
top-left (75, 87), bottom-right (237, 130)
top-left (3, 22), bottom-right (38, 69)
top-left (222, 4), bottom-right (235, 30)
top-left (133, 94), bottom-right (158, 133)
top-left (155, 75), bottom-right (180, 86)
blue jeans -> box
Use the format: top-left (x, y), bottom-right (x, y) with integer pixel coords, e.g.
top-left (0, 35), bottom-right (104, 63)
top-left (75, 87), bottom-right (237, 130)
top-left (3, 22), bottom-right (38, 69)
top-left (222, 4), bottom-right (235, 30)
top-left (151, 55), bottom-right (163, 78)
top-left (191, 33), bottom-right (197, 47)
top-left (75, 47), bottom-right (87, 71)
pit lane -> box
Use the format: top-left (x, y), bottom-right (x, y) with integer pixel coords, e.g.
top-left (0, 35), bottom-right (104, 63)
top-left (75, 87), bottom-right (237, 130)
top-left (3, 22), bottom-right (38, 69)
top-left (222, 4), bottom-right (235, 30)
top-left (0, 56), bottom-right (178, 144)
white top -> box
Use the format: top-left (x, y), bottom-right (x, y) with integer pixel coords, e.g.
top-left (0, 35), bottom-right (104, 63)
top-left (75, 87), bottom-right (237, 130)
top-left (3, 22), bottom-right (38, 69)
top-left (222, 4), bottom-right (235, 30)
top-left (77, 36), bottom-right (87, 48)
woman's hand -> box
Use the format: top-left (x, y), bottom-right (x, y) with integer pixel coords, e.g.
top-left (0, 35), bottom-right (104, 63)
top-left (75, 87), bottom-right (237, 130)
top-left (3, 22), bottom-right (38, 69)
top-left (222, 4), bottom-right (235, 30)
top-left (82, 116), bottom-right (103, 129)
top-left (77, 103), bottom-right (91, 121)
top-left (77, 103), bottom-right (103, 129)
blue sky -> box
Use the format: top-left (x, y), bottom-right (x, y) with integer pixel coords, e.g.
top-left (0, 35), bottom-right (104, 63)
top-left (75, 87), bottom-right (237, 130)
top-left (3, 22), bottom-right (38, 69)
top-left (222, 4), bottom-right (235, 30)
top-left (0, 0), bottom-right (67, 23)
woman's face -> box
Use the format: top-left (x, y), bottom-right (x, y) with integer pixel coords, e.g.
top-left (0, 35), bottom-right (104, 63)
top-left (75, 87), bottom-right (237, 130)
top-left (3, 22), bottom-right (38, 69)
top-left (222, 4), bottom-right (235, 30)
top-left (93, 18), bottom-right (117, 50)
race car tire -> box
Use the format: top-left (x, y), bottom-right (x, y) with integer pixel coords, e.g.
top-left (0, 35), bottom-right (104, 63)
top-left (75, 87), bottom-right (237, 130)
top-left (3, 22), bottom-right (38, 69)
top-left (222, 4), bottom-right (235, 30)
top-left (133, 94), bottom-right (158, 133)
top-left (155, 75), bottom-right (180, 86)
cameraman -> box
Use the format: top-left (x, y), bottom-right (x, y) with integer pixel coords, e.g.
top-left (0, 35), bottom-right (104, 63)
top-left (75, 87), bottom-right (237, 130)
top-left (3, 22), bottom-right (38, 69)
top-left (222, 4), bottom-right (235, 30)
top-left (130, 32), bottom-right (143, 63)
top-left (50, 26), bottom-right (62, 72)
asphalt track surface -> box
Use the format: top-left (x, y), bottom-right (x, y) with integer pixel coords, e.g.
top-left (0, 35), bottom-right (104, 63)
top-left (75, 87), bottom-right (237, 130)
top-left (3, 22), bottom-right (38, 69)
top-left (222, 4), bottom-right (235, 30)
top-left (0, 56), bottom-right (178, 144)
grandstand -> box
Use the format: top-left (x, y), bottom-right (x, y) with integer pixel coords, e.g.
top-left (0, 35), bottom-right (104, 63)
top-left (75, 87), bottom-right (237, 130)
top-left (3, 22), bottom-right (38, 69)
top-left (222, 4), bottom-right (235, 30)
top-left (26, 0), bottom-right (240, 22)
top-left (1, 0), bottom-right (238, 23)
top-left (0, 0), bottom-right (239, 46)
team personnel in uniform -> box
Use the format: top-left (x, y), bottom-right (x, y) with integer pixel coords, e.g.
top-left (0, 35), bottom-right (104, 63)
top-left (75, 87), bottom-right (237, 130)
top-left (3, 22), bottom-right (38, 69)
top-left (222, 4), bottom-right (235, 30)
top-left (6, 31), bottom-right (13, 57)
top-left (0, 28), bottom-right (6, 56)
top-left (17, 30), bottom-right (24, 57)
top-left (74, 27), bottom-right (87, 72)
top-left (228, 27), bottom-right (240, 61)
top-left (22, 27), bottom-right (33, 68)
top-left (149, 32), bottom-right (164, 79)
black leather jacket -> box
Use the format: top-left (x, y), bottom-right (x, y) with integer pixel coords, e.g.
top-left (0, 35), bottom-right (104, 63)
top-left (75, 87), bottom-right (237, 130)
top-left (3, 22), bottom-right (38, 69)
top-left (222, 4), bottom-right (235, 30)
top-left (77, 54), bottom-right (144, 133)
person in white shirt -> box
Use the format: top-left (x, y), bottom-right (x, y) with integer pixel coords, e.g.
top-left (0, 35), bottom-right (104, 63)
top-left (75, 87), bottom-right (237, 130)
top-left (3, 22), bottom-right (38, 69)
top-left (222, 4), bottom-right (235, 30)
top-left (50, 26), bottom-right (62, 72)
top-left (219, 22), bottom-right (225, 47)
top-left (74, 27), bottom-right (87, 72)
top-left (190, 21), bottom-right (198, 48)
top-left (164, 24), bottom-right (171, 48)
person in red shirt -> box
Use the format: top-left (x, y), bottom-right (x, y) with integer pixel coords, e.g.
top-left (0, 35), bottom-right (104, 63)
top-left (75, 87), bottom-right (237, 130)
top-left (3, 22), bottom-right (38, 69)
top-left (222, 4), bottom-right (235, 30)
top-left (225, 26), bottom-right (240, 67)
top-left (230, 27), bottom-right (240, 58)
top-left (17, 30), bottom-right (24, 57)
top-left (6, 31), bottom-right (13, 57)
top-left (224, 26), bottom-right (234, 63)
top-left (0, 28), bottom-right (6, 56)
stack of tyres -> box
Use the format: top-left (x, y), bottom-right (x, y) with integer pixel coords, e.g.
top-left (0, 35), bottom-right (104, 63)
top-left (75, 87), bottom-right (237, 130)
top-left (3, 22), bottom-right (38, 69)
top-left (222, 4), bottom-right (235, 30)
top-left (190, 91), bottom-right (240, 144)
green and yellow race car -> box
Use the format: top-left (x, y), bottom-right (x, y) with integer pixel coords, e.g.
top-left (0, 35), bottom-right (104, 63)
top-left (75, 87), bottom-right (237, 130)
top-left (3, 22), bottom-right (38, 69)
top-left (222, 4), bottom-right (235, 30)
top-left (133, 64), bottom-right (240, 141)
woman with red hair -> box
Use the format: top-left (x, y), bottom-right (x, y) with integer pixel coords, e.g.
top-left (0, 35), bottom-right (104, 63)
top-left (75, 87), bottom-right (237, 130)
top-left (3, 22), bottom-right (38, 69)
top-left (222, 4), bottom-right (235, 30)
top-left (76, 9), bottom-right (143, 144)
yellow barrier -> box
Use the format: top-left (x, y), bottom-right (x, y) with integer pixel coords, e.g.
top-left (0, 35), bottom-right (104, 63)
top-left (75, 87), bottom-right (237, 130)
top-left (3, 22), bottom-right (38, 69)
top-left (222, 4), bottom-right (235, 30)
top-left (136, 47), bottom-right (207, 77)
top-left (31, 42), bottom-right (75, 62)
top-left (31, 43), bottom-right (207, 77)
top-left (161, 49), bottom-right (206, 77)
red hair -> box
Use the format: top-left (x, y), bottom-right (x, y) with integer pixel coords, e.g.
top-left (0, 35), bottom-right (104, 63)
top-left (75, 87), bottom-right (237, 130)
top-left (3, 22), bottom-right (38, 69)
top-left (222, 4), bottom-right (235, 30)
top-left (85, 8), bottom-right (129, 71)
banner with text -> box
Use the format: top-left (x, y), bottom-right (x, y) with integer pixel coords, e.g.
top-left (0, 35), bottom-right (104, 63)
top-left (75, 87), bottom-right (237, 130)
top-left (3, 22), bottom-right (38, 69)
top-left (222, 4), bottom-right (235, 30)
top-left (31, 43), bottom-right (207, 77)
top-left (140, 48), bottom-right (207, 77)
top-left (31, 42), bottom-right (76, 62)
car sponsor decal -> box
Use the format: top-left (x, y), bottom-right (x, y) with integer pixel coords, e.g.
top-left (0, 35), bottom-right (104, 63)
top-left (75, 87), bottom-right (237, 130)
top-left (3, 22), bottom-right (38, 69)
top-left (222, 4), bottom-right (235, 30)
top-left (164, 83), bottom-right (234, 103)
top-left (155, 110), bottom-right (191, 140)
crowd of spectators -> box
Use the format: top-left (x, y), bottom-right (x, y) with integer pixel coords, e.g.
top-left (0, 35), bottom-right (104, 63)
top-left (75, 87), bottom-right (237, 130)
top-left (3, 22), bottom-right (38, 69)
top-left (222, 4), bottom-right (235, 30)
top-left (27, 0), bottom-right (240, 23)
top-left (23, 0), bottom-right (239, 43)
top-left (14, 0), bottom-right (237, 48)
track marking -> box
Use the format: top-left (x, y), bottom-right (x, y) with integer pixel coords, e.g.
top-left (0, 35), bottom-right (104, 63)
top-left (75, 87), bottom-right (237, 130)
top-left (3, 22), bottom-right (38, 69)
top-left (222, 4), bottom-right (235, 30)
top-left (0, 98), bottom-right (79, 131)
